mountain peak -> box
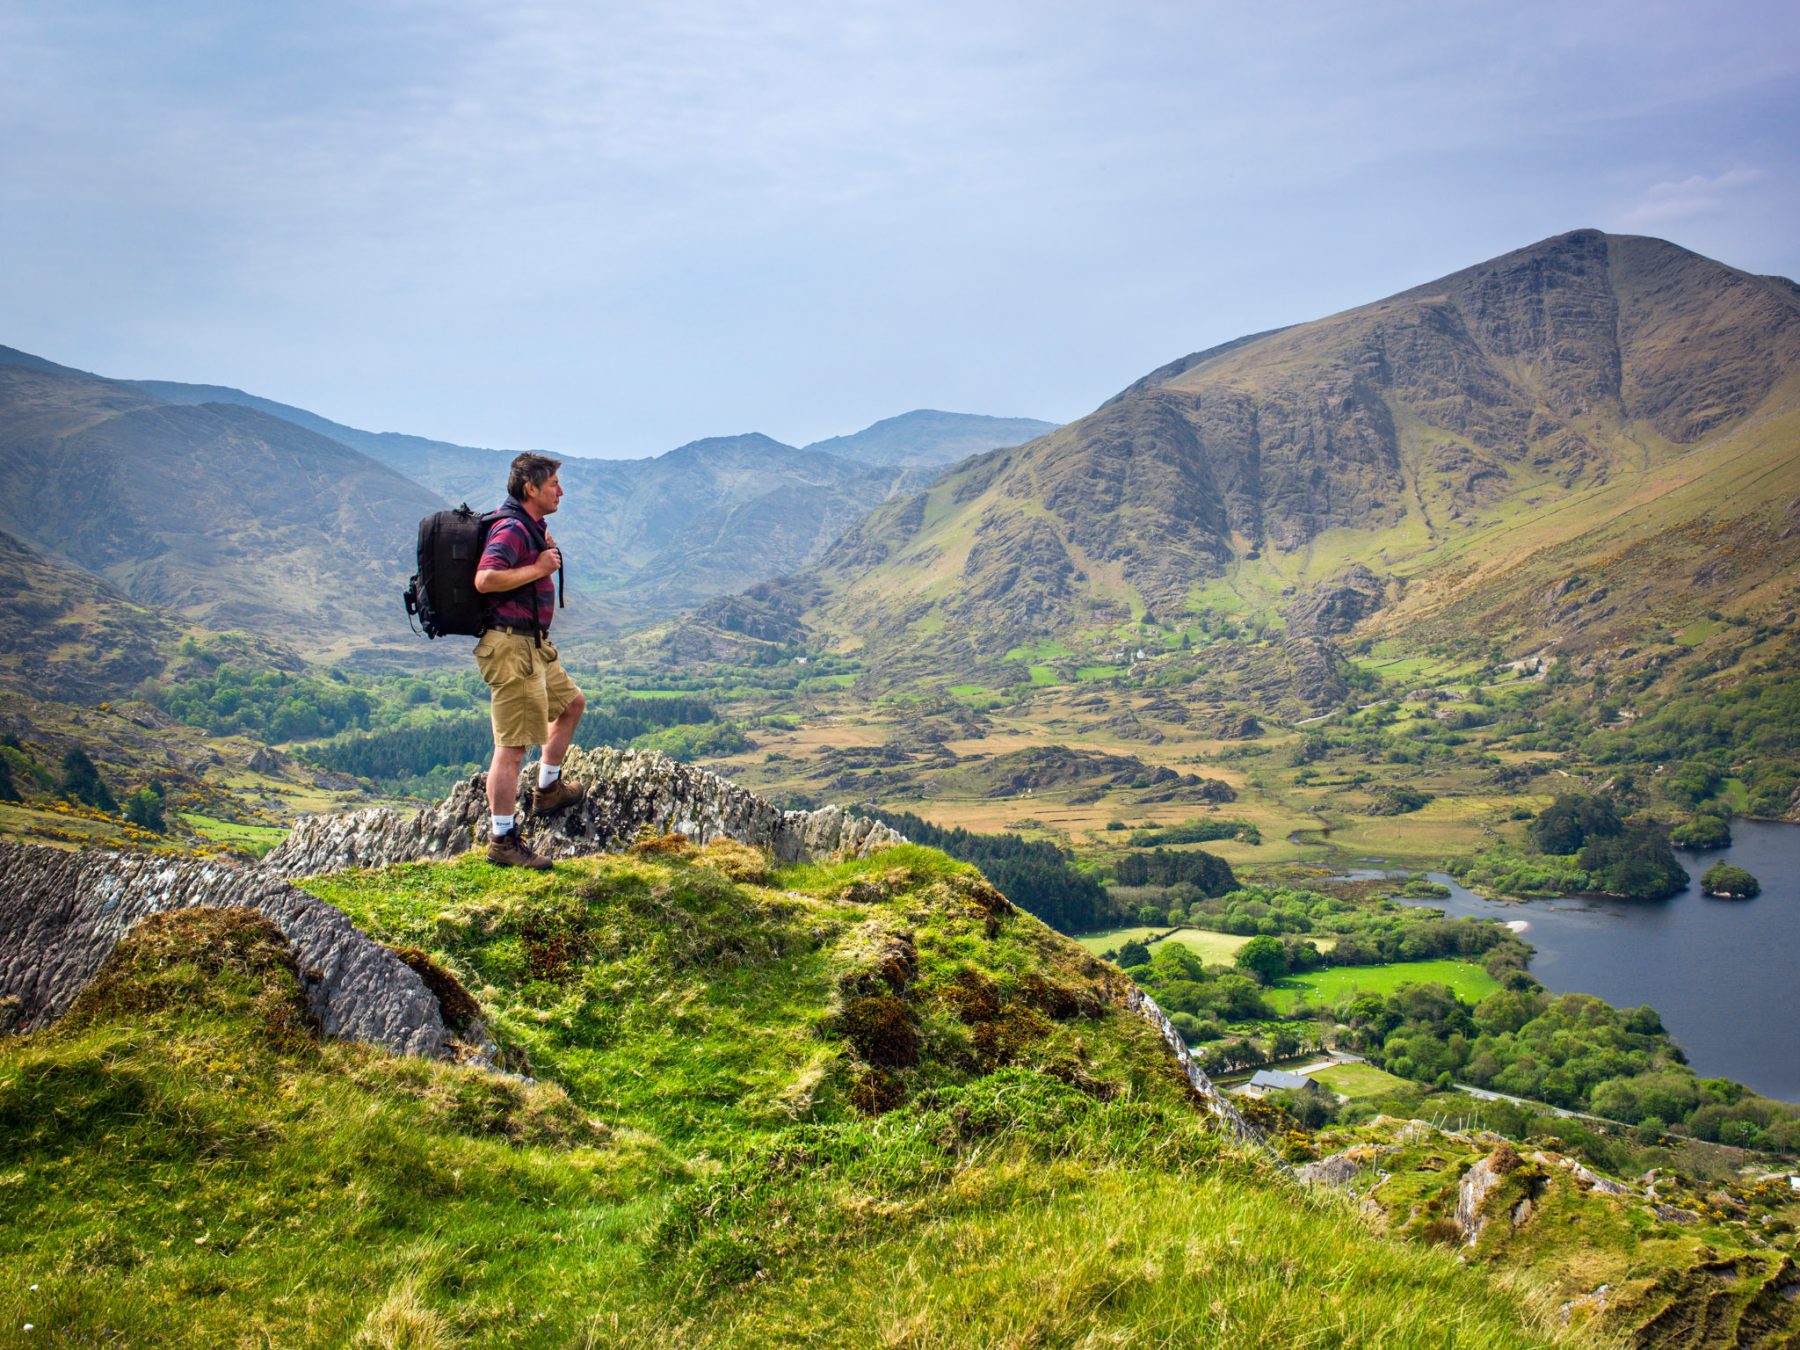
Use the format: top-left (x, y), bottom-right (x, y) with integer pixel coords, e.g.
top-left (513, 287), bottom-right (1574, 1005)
top-left (803, 409), bottom-right (1060, 468)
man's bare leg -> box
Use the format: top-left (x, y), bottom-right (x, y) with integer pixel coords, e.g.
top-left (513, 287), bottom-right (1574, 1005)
top-left (542, 691), bottom-right (586, 770)
top-left (488, 744), bottom-right (527, 819)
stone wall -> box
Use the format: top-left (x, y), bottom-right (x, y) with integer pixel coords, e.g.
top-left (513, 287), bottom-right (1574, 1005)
top-left (263, 745), bottom-right (904, 878)
top-left (0, 840), bottom-right (446, 1058)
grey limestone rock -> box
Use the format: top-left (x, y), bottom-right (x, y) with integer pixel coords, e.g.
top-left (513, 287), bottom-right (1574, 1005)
top-left (1296, 1144), bottom-right (1397, 1189)
top-left (1123, 985), bottom-right (1257, 1143)
top-left (0, 840), bottom-right (445, 1058)
top-left (263, 745), bottom-right (904, 879)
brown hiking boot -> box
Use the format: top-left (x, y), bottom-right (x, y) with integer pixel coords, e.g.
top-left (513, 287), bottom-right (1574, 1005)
top-left (487, 825), bottom-right (552, 870)
top-left (531, 777), bottom-right (584, 815)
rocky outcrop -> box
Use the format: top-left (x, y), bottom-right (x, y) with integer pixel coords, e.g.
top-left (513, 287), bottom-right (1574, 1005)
top-left (1123, 986), bottom-right (1257, 1143)
top-left (1296, 1144), bottom-right (1396, 1188)
top-left (0, 840), bottom-right (445, 1058)
top-left (264, 745), bottom-right (904, 879)
top-left (1454, 1144), bottom-right (1530, 1246)
top-left (1283, 564), bottom-right (1388, 638)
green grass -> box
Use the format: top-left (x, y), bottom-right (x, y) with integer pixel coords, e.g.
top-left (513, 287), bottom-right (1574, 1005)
top-left (181, 812), bottom-right (290, 857)
top-left (1026, 664), bottom-right (1059, 685)
top-left (1311, 1061), bottom-right (1414, 1099)
top-left (1073, 664), bottom-right (1125, 682)
top-left (1004, 639), bottom-right (1075, 662)
top-left (1675, 618), bottom-right (1727, 647)
top-left (1267, 959), bottom-right (1504, 1013)
top-left (0, 845), bottom-right (1586, 1348)
top-left (1072, 924), bottom-right (1168, 953)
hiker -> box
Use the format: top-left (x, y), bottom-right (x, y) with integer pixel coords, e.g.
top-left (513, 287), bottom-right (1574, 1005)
top-left (473, 453), bottom-right (587, 868)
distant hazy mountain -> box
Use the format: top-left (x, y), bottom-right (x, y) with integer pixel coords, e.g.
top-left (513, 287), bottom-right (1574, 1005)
top-left (115, 376), bottom-right (973, 623)
top-left (0, 350), bottom-right (446, 662)
top-left (682, 230), bottom-right (1800, 693)
top-left (128, 377), bottom-right (511, 496)
top-left (8, 346), bottom-right (1051, 649)
top-left (802, 410), bottom-right (1059, 467)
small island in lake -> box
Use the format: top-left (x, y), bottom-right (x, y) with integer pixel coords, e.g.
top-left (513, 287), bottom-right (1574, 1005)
top-left (1701, 863), bottom-right (1761, 899)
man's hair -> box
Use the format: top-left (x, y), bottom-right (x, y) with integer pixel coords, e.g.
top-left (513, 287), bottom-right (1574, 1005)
top-left (508, 453), bottom-right (562, 502)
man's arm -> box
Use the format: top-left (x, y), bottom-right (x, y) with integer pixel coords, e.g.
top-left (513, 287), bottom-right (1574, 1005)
top-left (475, 548), bottom-right (560, 593)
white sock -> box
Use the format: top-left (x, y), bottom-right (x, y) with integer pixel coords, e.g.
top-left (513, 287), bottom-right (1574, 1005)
top-left (491, 813), bottom-right (515, 837)
top-left (538, 762), bottom-right (562, 788)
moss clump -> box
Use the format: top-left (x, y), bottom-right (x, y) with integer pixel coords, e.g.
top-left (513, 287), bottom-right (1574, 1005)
top-left (840, 994), bottom-right (920, 1069)
top-left (390, 945), bottom-right (482, 1029)
top-left (847, 1067), bottom-right (906, 1114)
top-left (937, 968), bottom-right (1001, 1023)
top-left (697, 837), bottom-right (773, 885)
top-left (971, 1002), bottom-right (1054, 1070)
top-left (1017, 971), bottom-right (1103, 1020)
top-left (62, 908), bottom-right (316, 1052)
top-left (630, 830), bottom-right (697, 858)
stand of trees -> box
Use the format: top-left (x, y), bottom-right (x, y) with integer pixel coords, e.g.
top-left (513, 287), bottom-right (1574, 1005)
top-left (57, 746), bottom-right (117, 814)
top-left (308, 696), bottom-right (731, 788)
top-left (868, 810), bottom-right (1113, 934)
top-left (1112, 848), bottom-right (1237, 894)
top-left (1525, 793), bottom-right (1686, 900)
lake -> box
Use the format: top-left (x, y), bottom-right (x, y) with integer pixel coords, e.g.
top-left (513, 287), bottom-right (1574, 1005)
top-left (1360, 819), bottom-right (1800, 1103)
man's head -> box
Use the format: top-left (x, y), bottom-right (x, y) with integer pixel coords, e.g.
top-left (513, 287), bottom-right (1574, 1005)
top-left (508, 453), bottom-right (563, 517)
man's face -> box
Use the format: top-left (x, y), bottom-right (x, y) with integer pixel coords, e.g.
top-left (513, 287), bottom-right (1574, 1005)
top-left (525, 472), bottom-right (563, 515)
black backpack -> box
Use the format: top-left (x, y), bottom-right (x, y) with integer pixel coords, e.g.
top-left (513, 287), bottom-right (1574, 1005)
top-left (403, 503), bottom-right (564, 639)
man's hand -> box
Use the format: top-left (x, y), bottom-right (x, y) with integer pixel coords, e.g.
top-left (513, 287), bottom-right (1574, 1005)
top-left (536, 546), bottom-right (563, 578)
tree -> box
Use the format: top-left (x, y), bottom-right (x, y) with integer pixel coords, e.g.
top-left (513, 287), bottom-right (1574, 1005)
top-left (1530, 793), bottom-right (1621, 855)
top-left (1235, 935), bottom-right (1288, 985)
top-left (57, 746), bottom-right (117, 814)
top-left (1671, 811), bottom-right (1731, 850)
top-left (1700, 863), bottom-right (1760, 898)
top-left (0, 755), bottom-right (15, 803)
top-left (1115, 939), bottom-right (1152, 970)
top-left (123, 784), bottom-right (166, 833)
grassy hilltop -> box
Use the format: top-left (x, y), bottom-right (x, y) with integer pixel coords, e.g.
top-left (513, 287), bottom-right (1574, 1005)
top-left (0, 840), bottom-right (1580, 1348)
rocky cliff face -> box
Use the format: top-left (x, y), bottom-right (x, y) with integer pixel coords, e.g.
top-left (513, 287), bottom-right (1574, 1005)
top-left (263, 745), bottom-right (905, 879)
top-left (720, 230), bottom-right (1800, 683)
top-left (0, 840), bottom-right (446, 1057)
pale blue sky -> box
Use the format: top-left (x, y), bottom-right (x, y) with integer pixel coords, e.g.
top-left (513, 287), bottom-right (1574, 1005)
top-left (3, 1), bottom-right (1796, 457)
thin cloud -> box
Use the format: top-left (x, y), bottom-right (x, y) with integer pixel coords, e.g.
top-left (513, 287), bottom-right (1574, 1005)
top-left (1621, 167), bottom-right (1769, 226)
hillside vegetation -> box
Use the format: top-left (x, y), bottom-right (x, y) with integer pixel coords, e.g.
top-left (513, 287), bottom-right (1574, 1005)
top-left (671, 231), bottom-right (1800, 720)
top-left (0, 842), bottom-right (1581, 1347)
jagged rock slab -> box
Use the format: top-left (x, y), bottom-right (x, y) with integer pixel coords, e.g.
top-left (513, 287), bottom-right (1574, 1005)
top-left (263, 745), bottom-right (904, 878)
top-left (1124, 986), bottom-right (1257, 1143)
top-left (0, 840), bottom-right (445, 1058)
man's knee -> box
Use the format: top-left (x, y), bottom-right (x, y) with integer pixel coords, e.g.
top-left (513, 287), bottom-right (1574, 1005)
top-left (560, 690), bottom-right (586, 722)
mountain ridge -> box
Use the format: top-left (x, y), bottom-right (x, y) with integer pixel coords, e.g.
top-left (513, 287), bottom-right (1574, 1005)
top-left (5, 344), bottom-right (1058, 645)
top-left (676, 229), bottom-right (1800, 698)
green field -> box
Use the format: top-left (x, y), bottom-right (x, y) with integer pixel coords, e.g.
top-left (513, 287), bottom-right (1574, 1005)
top-left (181, 813), bottom-right (290, 857)
top-left (1310, 1062), bottom-right (1413, 1099)
top-left (1267, 959), bottom-right (1502, 1013)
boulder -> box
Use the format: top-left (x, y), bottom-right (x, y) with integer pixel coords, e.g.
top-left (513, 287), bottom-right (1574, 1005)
top-left (0, 840), bottom-right (446, 1058)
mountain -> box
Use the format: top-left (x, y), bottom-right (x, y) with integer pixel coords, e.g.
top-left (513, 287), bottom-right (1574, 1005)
top-left (802, 409), bottom-right (1060, 467)
top-left (128, 376), bottom-right (512, 496)
top-left (9, 347), bottom-right (1058, 650)
top-left (682, 231), bottom-right (1800, 693)
top-left (0, 527), bottom-right (180, 702)
top-left (0, 350), bottom-right (447, 664)
top-left (118, 374), bottom-right (965, 625)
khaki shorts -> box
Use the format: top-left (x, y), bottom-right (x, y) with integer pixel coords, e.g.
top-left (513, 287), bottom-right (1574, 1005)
top-left (473, 630), bottom-right (581, 748)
